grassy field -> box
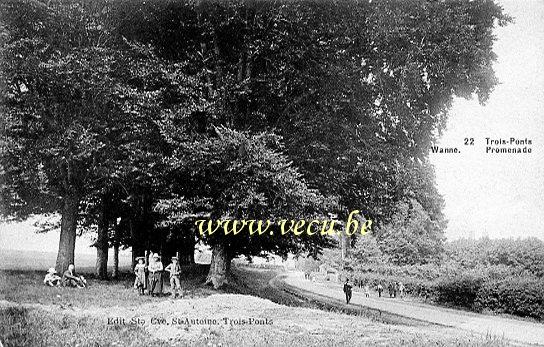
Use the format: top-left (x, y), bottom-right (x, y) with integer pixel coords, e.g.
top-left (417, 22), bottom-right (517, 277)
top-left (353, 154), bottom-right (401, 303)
top-left (0, 264), bottom-right (511, 347)
top-left (0, 248), bottom-right (132, 271)
top-left (1, 305), bottom-right (166, 347)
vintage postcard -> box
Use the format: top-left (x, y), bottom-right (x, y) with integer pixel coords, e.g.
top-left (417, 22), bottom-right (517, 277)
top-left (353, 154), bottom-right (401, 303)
top-left (0, 0), bottom-right (543, 346)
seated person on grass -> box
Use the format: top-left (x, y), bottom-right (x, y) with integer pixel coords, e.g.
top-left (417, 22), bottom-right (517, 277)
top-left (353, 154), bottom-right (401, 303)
top-left (43, 267), bottom-right (61, 287)
top-left (62, 264), bottom-right (87, 288)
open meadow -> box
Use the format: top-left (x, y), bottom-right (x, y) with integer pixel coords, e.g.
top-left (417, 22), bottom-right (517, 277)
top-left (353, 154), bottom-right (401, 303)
top-left (0, 257), bottom-right (510, 347)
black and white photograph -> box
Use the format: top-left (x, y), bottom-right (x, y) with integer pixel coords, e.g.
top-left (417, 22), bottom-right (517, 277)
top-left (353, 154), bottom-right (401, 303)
top-left (0, 0), bottom-right (543, 346)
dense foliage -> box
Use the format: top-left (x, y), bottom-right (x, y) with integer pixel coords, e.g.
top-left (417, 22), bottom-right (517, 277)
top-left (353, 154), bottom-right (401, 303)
top-left (446, 237), bottom-right (544, 277)
top-left (340, 237), bottom-right (544, 320)
top-left (1, 0), bottom-right (510, 285)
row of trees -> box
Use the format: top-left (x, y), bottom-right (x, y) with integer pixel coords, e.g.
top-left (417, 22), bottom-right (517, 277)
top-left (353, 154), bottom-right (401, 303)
top-left (445, 237), bottom-right (544, 277)
top-left (0, 0), bottom-right (509, 287)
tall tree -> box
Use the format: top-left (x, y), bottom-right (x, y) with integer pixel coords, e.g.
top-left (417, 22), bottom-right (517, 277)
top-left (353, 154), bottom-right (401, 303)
top-left (0, 0), bottom-right (166, 272)
top-left (108, 0), bottom-right (508, 284)
top-left (158, 126), bottom-right (335, 287)
top-left (377, 198), bottom-right (444, 265)
top-left (1, 0), bottom-right (509, 279)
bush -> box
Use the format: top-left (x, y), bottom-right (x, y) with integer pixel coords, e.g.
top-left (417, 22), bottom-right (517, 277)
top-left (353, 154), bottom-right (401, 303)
top-left (350, 264), bottom-right (544, 321)
top-left (433, 274), bottom-right (484, 309)
top-left (475, 277), bottom-right (544, 320)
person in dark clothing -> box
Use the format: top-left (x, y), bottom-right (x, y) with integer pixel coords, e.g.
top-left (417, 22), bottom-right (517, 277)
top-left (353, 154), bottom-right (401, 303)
top-left (388, 282), bottom-right (394, 297)
top-left (343, 278), bottom-right (353, 304)
top-left (148, 253), bottom-right (164, 297)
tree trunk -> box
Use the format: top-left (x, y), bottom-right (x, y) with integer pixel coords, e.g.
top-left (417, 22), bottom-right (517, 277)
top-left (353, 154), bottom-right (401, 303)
top-left (131, 248), bottom-right (137, 269)
top-left (179, 238), bottom-right (196, 265)
top-left (113, 243), bottom-right (119, 279)
top-left (132, 243), bottom-right (143, 269)
top-left (205, 243), bottom-right (230, 289)
top-left (55, 194), bottom-right (79, 273)
top-left (341, 233), bottom-right (348, 262)
top-left (130, 219), bottom-right (139, 269)
top-left (112, 219), bottom-right (120, 278)
top-left (188, 245), bottom-right (195, 264)
top-left (95, 196), bottom-right (109, 279)
top-left (180, 249), bottom-right (195, 265)
top-left (95, 237), bottom-right (109, 279)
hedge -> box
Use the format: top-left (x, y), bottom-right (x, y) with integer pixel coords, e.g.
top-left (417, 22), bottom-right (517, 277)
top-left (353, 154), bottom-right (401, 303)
top-left (475, 277), bottom-right (544, 320)
top-left (349, 268), bottom-right (544, 320)
top-left (433, 274), bottom-right (484, 309)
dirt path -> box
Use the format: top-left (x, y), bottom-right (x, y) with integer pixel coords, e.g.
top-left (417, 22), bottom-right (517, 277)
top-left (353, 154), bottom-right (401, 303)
top-left (279, 271), bottom-right (544, 346)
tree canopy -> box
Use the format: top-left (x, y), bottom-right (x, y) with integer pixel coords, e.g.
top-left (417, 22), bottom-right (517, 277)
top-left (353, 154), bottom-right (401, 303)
top-left (0, 0), bottom-right (510, 283)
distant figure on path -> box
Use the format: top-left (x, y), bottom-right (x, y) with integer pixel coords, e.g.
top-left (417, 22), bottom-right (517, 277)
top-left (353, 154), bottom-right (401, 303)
top-left (43, 268), bottom-right (61, 287)
top-left (343, 278), bottom-right (353, 304)
top-left (398, 282), bottom-right (405, 299)
top-left (388, 282), bottom-right (395, 298)
top-left (377, 283), bottom-right (383, 297)
top-left (363, 283), bottom-right (370, 297)
top-left (62, 264), bottom-right (86, 288)
top-left (165, 256), bottom-right (182, 298)
top-left (148, 253), bottom-right (164, 297)
top-left (134, 257), bottom-right (147, 295)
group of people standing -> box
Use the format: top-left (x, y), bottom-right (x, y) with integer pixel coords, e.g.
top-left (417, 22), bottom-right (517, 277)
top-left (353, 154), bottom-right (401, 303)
top-left (375, 281), bottom-right (405, 298)
top-left (343, 278), bottom-right (406, 304)
top-left (134, 253), bottom-right (183, 298)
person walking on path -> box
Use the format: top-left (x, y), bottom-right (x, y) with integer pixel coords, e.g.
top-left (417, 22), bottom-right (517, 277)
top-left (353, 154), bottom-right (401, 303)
top-left (377, 283), bottom-right (384, 297)
top-left (364, 283), bottom-right (370, 297)
top-left (398, 282), bottom-right (406, 299)
top-left (343, 278), bottom-right (353, 304)
top-left (148, 253), bottom-right (164, 297)
top-left (165, 256), bottom-right (182, 298)
top-left (388, 282), bottom-right (395, 298)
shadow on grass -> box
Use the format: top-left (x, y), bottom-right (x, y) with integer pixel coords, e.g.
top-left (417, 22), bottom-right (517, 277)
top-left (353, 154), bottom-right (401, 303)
top-left (0, 265), bottom-right (216, 309)
top-left (1, 265), bottom-right (383, 315)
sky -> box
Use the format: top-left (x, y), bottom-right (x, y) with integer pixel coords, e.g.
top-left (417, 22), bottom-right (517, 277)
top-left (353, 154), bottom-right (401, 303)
top-left (0, 216), bottom-right (104, 254)
top-left (1, 0), bottom-right (543, 254)
top-left (429, 0), bottom-right (544, 240)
